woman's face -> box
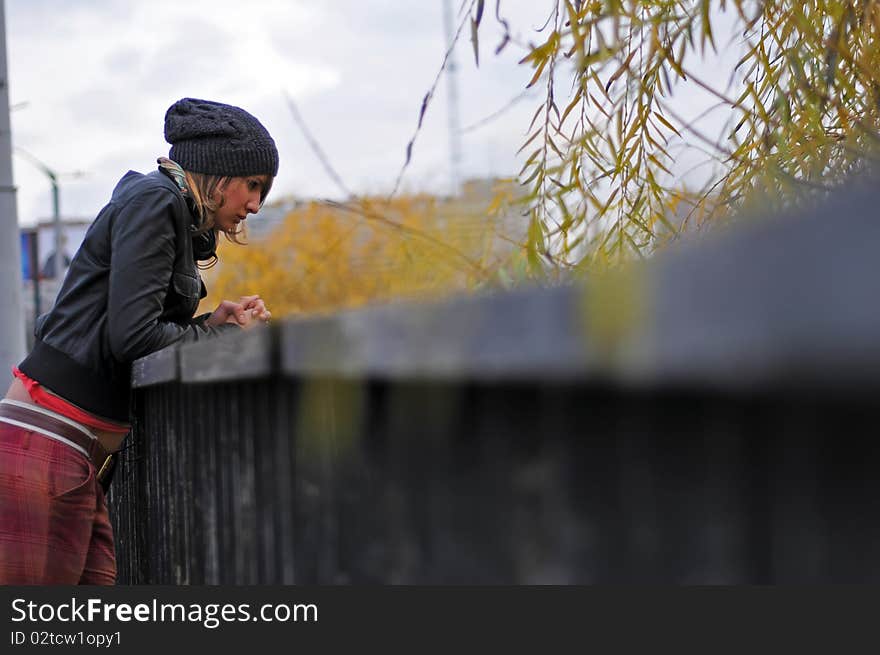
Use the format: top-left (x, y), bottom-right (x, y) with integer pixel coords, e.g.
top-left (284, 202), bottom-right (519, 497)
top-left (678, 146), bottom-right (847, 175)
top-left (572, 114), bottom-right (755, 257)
top-left (213, 175), bottom-right (270, 233)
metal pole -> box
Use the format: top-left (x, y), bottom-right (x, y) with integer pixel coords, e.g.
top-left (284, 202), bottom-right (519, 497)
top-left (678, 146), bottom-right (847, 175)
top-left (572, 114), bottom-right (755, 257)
top-left (14, 150), bottom-right (65, 279)
top-left (29, 230), bottom-right (39, 319)
top-left (442, 0), bottom-right (462, 198)
top-left (0, 0), bottom-right (26, 380)
top-left (50, 171), bottom-right (63, 279)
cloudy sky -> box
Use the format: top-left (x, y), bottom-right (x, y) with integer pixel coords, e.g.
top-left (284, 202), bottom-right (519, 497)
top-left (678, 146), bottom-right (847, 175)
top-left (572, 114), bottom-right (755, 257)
top-left (6, 0), bottom-right (558, 226)
top-left (6, 1), bottom-right (745, 228)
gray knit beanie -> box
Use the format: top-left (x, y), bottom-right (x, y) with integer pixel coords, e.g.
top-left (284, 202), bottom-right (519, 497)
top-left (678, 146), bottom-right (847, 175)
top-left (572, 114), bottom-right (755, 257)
top-left (164, 97), bottom-right (279, 177)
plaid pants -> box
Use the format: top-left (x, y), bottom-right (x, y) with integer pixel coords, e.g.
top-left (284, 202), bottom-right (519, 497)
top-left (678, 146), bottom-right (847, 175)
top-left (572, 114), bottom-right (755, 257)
top-left (0, 421), bottom-right (116, 585)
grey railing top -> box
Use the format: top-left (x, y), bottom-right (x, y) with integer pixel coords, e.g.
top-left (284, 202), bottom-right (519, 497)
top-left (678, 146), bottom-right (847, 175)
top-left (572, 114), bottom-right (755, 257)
top-left (132, 174), bottom-right (880, 392)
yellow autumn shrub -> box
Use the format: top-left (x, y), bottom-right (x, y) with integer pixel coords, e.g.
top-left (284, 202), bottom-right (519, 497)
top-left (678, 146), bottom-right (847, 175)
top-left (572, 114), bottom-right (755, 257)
top-left (200, 179), bottom-right (527, 318)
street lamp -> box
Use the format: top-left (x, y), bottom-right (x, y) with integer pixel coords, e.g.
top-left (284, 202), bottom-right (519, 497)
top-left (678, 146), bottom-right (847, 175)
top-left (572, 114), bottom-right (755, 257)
top-left (14, 147), bottom-right (86, 281)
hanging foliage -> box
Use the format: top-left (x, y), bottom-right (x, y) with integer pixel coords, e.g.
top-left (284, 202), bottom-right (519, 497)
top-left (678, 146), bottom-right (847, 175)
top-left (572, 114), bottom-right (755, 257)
top-left (465, 0), bottom-right (880, 272)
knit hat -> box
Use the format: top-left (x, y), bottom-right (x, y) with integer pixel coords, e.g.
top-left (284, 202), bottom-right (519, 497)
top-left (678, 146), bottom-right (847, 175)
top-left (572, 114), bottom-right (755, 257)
top-left (164, 98), bottom-right (279, 177)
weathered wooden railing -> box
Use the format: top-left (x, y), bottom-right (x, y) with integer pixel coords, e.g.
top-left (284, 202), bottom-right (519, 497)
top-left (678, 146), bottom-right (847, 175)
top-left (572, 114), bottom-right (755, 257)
top-left (111, 176), bottom-right (880, 583)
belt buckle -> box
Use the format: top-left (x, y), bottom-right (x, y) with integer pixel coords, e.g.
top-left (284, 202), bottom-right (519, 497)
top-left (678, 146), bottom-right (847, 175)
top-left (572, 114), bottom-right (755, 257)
top-left (96, 453), bottom-right (114, 482)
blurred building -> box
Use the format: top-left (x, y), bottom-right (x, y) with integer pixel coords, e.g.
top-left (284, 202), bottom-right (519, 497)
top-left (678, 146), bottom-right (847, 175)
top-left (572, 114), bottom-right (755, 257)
top-left (244, 197), bottom-right (301, 241)
top-left (438, 177), bottom-right (528, 256)
top-left (19, 217), bottom-right (91, 348)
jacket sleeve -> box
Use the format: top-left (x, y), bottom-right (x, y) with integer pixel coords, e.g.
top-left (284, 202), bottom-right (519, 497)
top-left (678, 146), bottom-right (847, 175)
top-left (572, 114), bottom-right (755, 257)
top-left (107, 187), bottom-right (238, 362)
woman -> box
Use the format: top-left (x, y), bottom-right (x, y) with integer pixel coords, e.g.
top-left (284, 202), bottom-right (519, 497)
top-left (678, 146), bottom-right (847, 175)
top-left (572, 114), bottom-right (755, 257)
top-left (0, 98), bottom-right (278, 584)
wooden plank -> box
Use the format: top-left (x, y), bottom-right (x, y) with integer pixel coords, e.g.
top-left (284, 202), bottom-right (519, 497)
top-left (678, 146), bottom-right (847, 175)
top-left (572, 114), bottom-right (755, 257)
top-left (131, 344), bottom-right (178, 388)
top-left (178, 325), bottom-right (275, 383)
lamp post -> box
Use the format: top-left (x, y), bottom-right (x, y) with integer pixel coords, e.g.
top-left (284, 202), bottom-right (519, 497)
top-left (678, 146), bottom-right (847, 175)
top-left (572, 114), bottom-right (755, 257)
top-left (0, 1), bottom-right (26, 377)
top-left (442, 0), bottom-right (462, 199)
top-left (14, 148), bottom-right (66, 281)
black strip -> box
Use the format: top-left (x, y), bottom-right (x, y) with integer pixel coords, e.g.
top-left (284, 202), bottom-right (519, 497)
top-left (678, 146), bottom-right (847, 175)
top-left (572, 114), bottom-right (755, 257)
top-left (18, 339), bottom-right (130, 422)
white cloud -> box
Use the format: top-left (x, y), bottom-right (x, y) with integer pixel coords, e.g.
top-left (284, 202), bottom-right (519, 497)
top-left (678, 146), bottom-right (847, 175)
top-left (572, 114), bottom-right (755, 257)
top-left (7, 1), bottom-right (739, 229)
top-left (7, 0), bottom-right (346, 224)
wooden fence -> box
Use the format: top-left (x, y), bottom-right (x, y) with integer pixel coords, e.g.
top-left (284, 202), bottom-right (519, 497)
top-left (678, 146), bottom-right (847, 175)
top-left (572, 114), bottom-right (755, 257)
top-left (110, 175), bottom-right (880, 583)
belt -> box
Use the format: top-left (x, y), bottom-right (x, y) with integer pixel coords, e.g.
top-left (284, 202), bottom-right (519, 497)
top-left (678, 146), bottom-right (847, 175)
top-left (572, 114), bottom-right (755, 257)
top-left (0, 400), bottom-right (116, 483)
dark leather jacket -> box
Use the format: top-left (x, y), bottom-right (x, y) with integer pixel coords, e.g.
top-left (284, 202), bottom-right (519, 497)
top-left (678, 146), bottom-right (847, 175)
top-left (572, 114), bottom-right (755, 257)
top-left (19, 168), bottom-right (237, 421)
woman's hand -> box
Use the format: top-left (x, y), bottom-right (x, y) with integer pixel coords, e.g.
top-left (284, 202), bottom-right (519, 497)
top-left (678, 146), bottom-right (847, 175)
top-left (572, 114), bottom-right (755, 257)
top-left (204, 295), bottom-right (271, 330)
top-left (204, 300), bottom-right (246, 327)
top-left (238, 295), bottom-right (272, 324)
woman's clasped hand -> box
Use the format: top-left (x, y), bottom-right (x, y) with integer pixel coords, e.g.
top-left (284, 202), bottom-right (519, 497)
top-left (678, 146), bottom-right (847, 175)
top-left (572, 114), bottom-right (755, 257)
top-left (206, 294), bottom-right (272, 329)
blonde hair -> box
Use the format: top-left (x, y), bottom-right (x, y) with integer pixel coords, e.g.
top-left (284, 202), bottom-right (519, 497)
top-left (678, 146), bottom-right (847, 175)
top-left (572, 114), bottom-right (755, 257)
top-left (183, 171), bottom-right (274, 245)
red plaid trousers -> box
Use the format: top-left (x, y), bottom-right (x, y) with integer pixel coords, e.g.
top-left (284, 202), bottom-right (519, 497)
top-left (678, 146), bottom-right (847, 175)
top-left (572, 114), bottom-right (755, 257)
top-left (0, 421), bottom-right (116, 585)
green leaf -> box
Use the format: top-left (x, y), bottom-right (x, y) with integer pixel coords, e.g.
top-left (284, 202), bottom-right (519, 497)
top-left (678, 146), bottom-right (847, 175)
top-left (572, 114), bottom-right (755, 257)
top-left (605, 49), bottom-right (636, 92)
top-left (654, 112), bottom-right (682, 138)
top-left (517, 128), bottom-right (543, 155)
top-left (700, 0), bottom-right (716, 53)
top-left (527, 211), bottom-right (545, 277)
top-left (560, 88), bottom-right (584, 126)
top-left (526, 57), bottom-right (549, 89)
